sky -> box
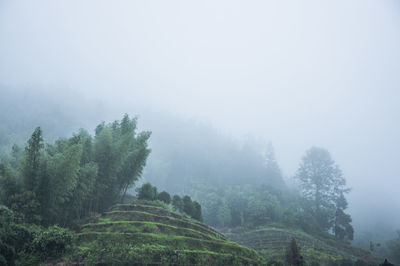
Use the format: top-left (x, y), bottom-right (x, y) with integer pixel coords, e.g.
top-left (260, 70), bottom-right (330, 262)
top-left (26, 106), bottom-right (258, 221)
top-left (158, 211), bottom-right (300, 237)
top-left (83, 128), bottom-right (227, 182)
top-left (1, 0), bottom-right (400, 230)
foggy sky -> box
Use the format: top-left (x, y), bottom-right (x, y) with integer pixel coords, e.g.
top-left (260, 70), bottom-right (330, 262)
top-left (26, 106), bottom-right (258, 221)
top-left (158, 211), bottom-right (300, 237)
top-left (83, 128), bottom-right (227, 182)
top-left (1, 0), bottom-right (400, 231)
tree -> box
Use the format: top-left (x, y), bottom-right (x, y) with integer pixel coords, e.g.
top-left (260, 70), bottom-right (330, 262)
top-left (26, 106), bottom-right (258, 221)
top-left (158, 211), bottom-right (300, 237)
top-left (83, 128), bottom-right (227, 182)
top-left (0, 205), bottom-right (16, 265)
top-left (182, 195), bottom-right (194, 217)
top-left (295, 147), bottom-right (350, 232)
top-left (9, 191), bottom-right (41, 224)
top-left (192, 201), bottom-right (202, 221)
top-left (172, 195), bottom-right (183, 212)
top-left (0, 164), bottom-right (21, 207)
top-left (21, 127), bottom-right (43, 192)
top-left (157, 191), bottom-right (171, 204)
top-left (285, 237), bottom-right (304, 266)
top-left (138, 183), bottom-right (157, 201)
top-left (93, 115), bottom-right (151, 210)
top-left (334, 192), bottom-right (354, 241)
top-left (264, 142), bottom-right (285, 188)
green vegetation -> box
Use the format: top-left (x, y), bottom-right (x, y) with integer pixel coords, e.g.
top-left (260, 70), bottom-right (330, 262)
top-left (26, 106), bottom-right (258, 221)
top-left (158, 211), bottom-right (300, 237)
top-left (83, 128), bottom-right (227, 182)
top-left (0, 111), bottom-right (387, 265)
top-left (0, 115), bottom-right (153, 264)
top-left (285, 237), bottom-right (305, 266)
top-left (73, 200), bottom-right (266, 265)
top-left (295, 147), bottom-right (354, 240)
top-left (223, 224), bottom-right (379, 265)
top-left (137, 182), bottom-right (203, 221)
top-left (386, 231), bottom-right (400, 263)
top-left (0, 114), bottom-right (150, 228)
top-left (0, 206), bottom-right (74, 265)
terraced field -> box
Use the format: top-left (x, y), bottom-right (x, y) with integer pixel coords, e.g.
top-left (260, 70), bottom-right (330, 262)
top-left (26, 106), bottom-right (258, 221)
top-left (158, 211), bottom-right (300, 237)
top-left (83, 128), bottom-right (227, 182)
top-left (224, 225), bottom-right (380, 265)
top-left (74, 201), bottom-right (266, 265)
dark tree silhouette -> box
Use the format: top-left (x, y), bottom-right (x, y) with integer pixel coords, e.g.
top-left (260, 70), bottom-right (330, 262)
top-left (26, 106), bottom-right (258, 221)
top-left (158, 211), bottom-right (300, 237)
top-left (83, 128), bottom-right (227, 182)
top-left (285, 237), bottom-right (304, 266)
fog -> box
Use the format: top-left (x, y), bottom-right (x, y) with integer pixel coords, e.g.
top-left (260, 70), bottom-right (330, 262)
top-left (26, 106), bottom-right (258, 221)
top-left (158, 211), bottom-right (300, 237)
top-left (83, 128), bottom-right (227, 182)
top-left (1, 0), bottom-right (400, 234)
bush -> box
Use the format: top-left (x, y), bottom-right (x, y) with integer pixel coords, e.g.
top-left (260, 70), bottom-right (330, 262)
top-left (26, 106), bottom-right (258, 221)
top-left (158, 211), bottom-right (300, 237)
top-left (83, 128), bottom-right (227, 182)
top-left (31, 225), bottom-right (74, 259)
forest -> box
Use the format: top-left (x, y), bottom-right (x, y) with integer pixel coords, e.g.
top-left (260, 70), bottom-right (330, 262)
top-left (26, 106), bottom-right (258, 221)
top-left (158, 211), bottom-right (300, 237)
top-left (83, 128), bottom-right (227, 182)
top-left (1, 0), bottom-right (400, 265)
top-left (0, 110), bottom-right (398, 265)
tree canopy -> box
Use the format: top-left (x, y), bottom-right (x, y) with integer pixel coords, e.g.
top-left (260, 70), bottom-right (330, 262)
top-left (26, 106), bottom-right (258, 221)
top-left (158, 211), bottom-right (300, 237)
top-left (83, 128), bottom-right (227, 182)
top-left (0, 114), bottom-right (151, 226)
top-left (295, 147), bottom-right (353, 239)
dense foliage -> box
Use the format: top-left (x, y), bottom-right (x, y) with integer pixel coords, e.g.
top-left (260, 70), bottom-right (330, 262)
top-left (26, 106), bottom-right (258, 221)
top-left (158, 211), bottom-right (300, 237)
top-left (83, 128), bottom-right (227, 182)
top-left (0, 205), bottom-right (74, 265)
top-left (137, 183), bottom-right (202, 221)
top-left (0, 106), bottom-right (370, 264)
top-left (0, 114), bottom-right (151, 227)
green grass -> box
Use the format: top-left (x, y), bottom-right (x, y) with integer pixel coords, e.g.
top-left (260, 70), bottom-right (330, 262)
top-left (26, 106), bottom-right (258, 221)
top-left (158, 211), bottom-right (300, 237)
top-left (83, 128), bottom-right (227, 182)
top-left (93, 210), bottom-right (226, 240)
top-left (223, 225), bottom-right (380, 265)
top-left (73, 200), bottom-right (265, 265)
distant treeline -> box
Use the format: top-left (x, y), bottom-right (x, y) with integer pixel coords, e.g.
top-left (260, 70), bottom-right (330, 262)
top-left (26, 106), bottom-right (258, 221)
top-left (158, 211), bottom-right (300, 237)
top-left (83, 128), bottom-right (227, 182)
top-left (191, 147), bottom-right (354, 242)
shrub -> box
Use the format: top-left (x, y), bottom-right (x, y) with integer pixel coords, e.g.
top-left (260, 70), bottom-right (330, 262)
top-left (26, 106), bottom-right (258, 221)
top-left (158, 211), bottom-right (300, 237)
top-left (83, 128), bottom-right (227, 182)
top-left (31, 225), bottom-right (74, 259)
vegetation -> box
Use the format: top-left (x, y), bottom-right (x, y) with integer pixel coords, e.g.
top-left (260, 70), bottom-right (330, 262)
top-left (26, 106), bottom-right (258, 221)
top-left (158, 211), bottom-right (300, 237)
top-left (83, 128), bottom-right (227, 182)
top-left (386, 231), bottom-right (400, 263)
top-left (137, 182), bottom-right (202, 221)
top-left (0, 114), bottom-right (150, 227)
top-left (0, 115), bottom-right (153, 264)
top-left (0, 206), bottom-right (74, 265)
top-left (224, 225), bottom-right (379, 265)
top-left (285, 237), bottom-right (305, 266)
top-left (73, 200), bottom-right (265, 265)
top-left (295, 147), bottom-right (354, 240)
top-left (0, 111), bottom-right (384, 265)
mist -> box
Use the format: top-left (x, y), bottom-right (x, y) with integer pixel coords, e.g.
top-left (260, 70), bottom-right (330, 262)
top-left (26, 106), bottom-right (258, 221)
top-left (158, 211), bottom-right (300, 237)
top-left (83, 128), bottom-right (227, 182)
top-left (1, 0), bottom-right (400, 245)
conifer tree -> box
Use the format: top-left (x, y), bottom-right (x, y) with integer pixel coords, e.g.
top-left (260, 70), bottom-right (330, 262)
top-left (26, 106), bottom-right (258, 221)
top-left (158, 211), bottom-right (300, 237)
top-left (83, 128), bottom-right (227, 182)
top-left (21, 127), bottom-right (43, 192)
top-left (285, 237), bottom-right (304, 266)
top-left (295, 147), bottom-right (351, 232)
top-left (334, 192), bottom-right (354, 241)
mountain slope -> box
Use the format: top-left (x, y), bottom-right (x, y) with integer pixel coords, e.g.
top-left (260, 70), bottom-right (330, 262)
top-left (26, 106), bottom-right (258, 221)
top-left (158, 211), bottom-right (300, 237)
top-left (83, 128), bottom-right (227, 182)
top-left (223, 225), bottom-right (380, 265)
top-left (74, 200), bottom-right (266, 265)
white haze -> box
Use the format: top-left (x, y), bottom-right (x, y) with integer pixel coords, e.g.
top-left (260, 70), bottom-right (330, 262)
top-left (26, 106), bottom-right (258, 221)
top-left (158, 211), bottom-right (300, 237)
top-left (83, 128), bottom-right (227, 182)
top-left (1, 0), bottom-right (400, 232)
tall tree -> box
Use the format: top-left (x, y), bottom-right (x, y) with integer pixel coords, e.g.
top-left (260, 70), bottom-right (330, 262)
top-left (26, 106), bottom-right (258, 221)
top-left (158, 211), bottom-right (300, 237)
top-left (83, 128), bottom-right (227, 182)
top-left (264, 142), bottom-right (284, 187)
top-left (295, 147), bottom-right (351, 232)
top-left (21, 127), bottom-right (43, 192)
top-left (93, 115), bottom-right (151, 211)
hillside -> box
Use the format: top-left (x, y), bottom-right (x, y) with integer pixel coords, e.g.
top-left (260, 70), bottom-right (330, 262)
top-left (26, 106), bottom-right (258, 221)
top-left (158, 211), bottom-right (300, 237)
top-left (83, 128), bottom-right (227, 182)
top-left (223, 225), bottom-right (381, 265)
top-left (73, 200), bottom-right (266, 265)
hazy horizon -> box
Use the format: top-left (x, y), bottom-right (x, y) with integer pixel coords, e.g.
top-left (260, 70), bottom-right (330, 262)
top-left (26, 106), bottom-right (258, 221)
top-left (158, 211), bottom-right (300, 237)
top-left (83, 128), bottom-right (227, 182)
top-left (1, 0), bottom-right (400, 233)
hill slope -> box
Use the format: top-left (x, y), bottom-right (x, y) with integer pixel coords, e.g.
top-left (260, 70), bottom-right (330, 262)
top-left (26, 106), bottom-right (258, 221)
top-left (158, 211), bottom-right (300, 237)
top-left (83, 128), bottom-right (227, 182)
top-left (74, 200), bottom-right (266, 265)
top-left (223, 225), bottom-right (380, 265)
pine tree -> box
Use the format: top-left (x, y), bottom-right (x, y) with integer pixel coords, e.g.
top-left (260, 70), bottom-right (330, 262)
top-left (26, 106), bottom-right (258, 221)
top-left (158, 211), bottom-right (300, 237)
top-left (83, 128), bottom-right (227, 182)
top-left (295, 147), bottom-right (350, 232)
top-left (285, 237), bottom-right (304, 266)
top-left (264, 142), bottom-right (284, 187)
top-left (334, 192), bottom-right (354, 241)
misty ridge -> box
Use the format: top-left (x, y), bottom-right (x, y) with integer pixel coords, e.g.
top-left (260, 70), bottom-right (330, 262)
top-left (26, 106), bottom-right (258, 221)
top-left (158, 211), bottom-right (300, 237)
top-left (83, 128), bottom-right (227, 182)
top-left (1, 0), bottom-right (400, 265)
